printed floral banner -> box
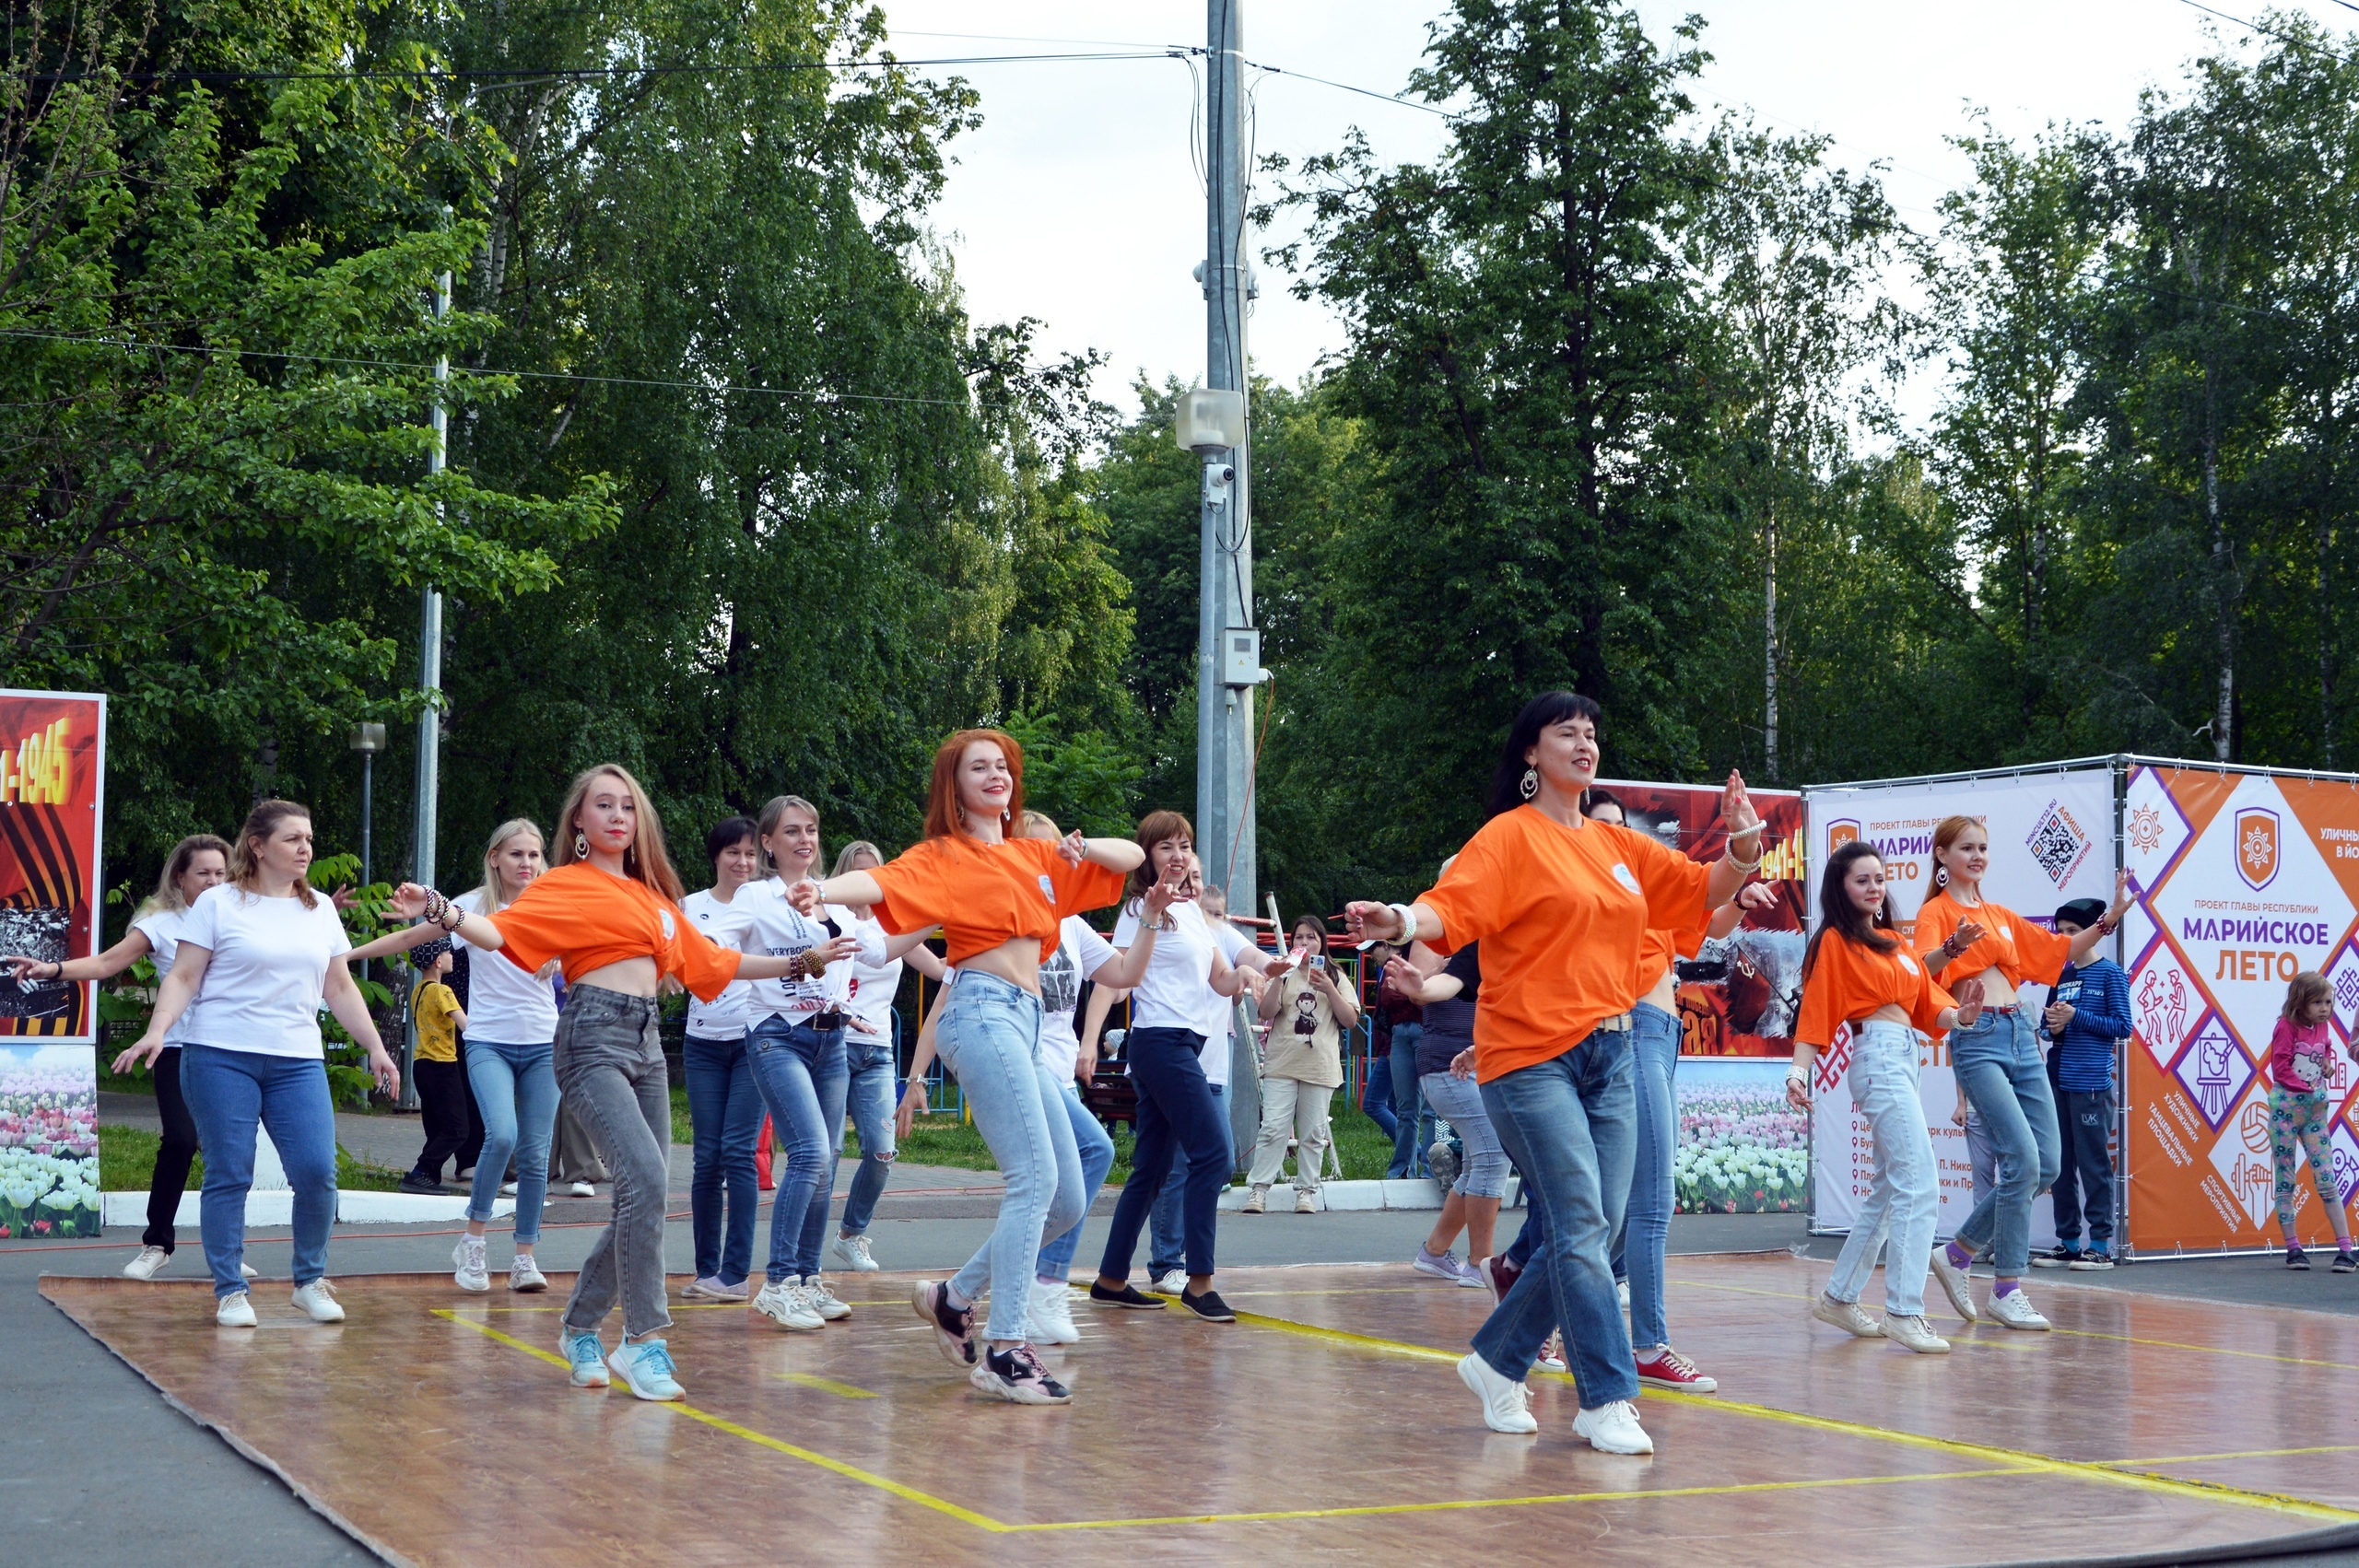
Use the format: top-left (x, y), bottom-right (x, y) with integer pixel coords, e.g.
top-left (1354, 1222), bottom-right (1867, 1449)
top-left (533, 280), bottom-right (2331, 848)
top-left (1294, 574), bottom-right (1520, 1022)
top-left (1674, 1059), bottom-right (1808, 1213)
top-left (0, 1043), bottom-right (100, 1237)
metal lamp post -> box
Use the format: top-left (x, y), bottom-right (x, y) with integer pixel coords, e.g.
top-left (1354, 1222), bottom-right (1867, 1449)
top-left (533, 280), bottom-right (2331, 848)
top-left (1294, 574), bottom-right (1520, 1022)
top-left (348, 722), bottom-right (386, 889)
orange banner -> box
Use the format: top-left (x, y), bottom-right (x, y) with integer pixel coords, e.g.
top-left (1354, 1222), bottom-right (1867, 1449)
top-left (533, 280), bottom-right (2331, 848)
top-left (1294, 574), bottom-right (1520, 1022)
top-left (0, 690), bottom-right (106, 1041)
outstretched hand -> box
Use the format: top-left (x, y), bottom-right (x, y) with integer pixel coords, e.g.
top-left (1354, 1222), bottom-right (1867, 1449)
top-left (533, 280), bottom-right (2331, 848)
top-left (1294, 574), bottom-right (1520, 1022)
top-left (1953, 976), bottom-right (1986, 1028)
top-left (388, 883), bottom-right (432, 920)
top-left (1720, 769), bottom-right (1763, 844)
top-left (1343, 900), bottom-right (1407, 943)
top-left (1141, 872), bottom-right (1185, 922)
top-left (1735, 883), bottom-right (1778, 914)
top-left (785, 878), bottom-right (822, 917)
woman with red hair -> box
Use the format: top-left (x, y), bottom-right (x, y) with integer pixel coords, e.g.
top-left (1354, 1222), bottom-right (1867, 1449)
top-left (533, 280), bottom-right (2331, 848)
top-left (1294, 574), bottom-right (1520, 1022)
top-left (788, 731), bottom-right (1148, 1404)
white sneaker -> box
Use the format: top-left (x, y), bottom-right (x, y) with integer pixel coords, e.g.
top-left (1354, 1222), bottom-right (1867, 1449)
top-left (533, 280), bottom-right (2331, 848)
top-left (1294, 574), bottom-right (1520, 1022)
top-left (1573, 1398), bottom-right (1655, 1455)
top-left (606, 1337), bottom-right (684, 1401)
top-left (1030, 1280), bottom-right (1080, 1345)
top-left (216, 1291), bottom-right (257, 1328)
top-left (291, 1280), bottom-right (345, 1323)
top-left (1457, 1352), bottom-right (1538, 1434)
top-left (1295, 1188), bottom-right (1317, 1213)
top-left (1151, 1270), bottom-right (1188, 1295)
top-left (569, 1180), bottom-right (595, 1198)
top-left (124, 1246), bottom-right (170, 1281)
top-left (1617, 1278), bottom-right (1631, 1311)
top-left (1811, 1294), bottom-right (1883, 1339)
top-left (1930, 1247), bottom-right (1979, 1323)
top-left (1986, 1286), bottom-right (2051, 1331)
top-left (753, 1278), bottom-right (824, 1331)
top-left (509, 1255), bottom-right (549, 1293)
top-left (499, 1181), bottom-right (519, 1197)
top-left (1882, 1314), bottom-right (1952, 1354)
top-left (452, 1235), bottom-right (490, 1293)
top-left (805, 1275), bottom-right (851, 1321)
top-left (241, 1262), bottom-right (258, 1279)
top-left (831, 1233), bottom-right (880, 1272)
top-left (1240, 1186), bottom-right (1267, 1214)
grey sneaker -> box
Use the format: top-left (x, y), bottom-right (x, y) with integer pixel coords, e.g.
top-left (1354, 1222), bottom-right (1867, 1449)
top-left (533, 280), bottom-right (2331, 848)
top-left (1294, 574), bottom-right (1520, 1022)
top-left (1986, 1286), bottom-right (2051, 1331)
top-left (1414, 1246), bottom-right (1464, 1281)
top-left (1882, 1314), bottom-right (1951, 1354)
top-left (1811, 1294), bottom-right (1882, 1339)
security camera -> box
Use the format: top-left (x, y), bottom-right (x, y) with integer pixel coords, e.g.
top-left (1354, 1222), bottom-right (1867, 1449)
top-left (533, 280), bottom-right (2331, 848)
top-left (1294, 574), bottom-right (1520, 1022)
top-left (1215, 464), bottom-right (1236, 485)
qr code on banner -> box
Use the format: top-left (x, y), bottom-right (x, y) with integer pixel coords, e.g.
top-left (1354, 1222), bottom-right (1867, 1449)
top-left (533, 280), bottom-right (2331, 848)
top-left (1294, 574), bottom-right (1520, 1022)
top-left (2025, 801), bottom-right (2092, 888)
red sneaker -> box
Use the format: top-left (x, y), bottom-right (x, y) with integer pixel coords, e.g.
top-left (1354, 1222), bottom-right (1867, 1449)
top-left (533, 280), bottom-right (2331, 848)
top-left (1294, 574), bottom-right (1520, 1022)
top-left (1633, 1344), bottom-right (1718, 1393)
top-left (1481, 1253), bottom-right (1519, 1305)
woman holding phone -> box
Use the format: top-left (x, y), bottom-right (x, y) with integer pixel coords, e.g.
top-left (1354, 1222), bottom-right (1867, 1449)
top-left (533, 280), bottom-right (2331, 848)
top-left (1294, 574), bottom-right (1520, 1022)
top-left (1241, 916), bottom-right (1360, 1213)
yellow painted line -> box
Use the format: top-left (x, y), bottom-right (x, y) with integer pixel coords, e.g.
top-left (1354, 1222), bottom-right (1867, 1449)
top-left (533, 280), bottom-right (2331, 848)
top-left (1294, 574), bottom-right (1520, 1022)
top-left (1669, 1275), bottom-right (2359, 1373)
top-left (2103, 1444), bottom-right (2359, 1468)
top-left (779, 1371), bottom-right (877, 1399)
top-left (434, 1312), bottom-right (1011, 1531)
top-left (1230, 1307), bottom-right (2359, 1523)
top-left (1008, 1468), bottom-right (2036, 1530)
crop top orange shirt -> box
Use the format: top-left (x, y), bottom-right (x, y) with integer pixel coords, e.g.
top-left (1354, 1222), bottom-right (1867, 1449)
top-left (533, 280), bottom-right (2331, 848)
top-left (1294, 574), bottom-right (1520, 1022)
top-left (866, 834), bottom-right (1127, 966)
top-left (1795, 929), bottom-right (1956, 1047)
top-left (482, 863), bottom-right (743, 1002)
top-left (1636, 926), bottom-right (1704, 996)
top-left (1418, 806), bottom-right (1711, 1082)
top-left (1911, 890), bottom-right (2072, 989)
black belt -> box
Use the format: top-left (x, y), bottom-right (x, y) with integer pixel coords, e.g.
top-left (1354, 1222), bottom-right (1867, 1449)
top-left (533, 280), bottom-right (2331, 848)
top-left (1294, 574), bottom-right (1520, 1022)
top-left (812, 1009), bottom-right (845, 1031)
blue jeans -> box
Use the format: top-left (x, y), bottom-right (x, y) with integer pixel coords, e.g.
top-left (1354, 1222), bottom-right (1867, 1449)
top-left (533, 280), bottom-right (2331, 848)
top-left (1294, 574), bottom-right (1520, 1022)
top-left (1037, 1082), bottom-right (1116, 1281)
top-left (1419, 1071), bottom-right (1508, 1198)
top-left (746, 1017), bottom-right (848, 1284)
top-left (1950, 1006), bottom-right (2060, 1275)
top-left (1362, 1050), bottom-right (1399, 1140)
top-left (836, 1035), bottom-right (899, 1235)
top-left (1825, 1021), bottom-right (1938, 1318)
top-left (684, 1033), bottom-right (765, 1284)
top-left (1387, 1023), bottom-right (1433, 1177)
top-left (464, 1037), bottom-right (557, 1247)
top-left (1100, 1025), bottom-right (1228, 1281)
top-left (938, 971), bottom-right (1086, 1341)
top-left (1609, 1002), bottom-right (1679, 1348)
top-left (179, 1045), bottom-right (337, 1298)
top-left (1150, 1083), bottom-right (1228, 1276)
top-left (1471, 1032), bottom-right (1638, 1410)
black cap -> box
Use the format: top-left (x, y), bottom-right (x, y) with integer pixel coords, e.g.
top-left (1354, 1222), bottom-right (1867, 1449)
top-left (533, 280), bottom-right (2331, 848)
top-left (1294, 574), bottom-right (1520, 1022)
top-left (2054, 897), bottom-right (2107, 930)
top-left (408, 936), bottom-right (453, 967)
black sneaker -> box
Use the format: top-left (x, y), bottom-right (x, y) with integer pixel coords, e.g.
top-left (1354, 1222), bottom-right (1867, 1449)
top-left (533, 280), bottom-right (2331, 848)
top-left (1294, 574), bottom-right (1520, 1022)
top-left (2286, 1246), bottom-right (2311, 1270)
top-left (398, 1171), bottom-right (443, 1195)
top-left (1179, 1287), bottom-right (1236, 1322)
top-left (2333, 1251), bottom-right (2356, 1274)
top-left (969, 1343), bottom-right (1073, 1405)
top-left (2029, 1246), bottom-right (2078, 1270)
top-left (1086, 1281), bottom-right (1167, 1310)
top-left (911, 1281), bottom-right (977, 1366)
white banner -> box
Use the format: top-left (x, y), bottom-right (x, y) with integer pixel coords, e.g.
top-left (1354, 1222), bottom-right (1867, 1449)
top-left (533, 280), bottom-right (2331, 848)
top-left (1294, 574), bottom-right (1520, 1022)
top-left (1805, 767), bottom-right (2117, 1238)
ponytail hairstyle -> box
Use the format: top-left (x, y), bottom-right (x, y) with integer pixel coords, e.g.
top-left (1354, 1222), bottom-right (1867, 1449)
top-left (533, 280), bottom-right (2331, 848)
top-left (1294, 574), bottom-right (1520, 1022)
top-left (1803, 840), bottom-right (1899, 979)
top-left (135, 834), bottom-right (233, 919)
top-left (474, 818), bottom-right (546, 915)
top-left (756, 794), bottom-right (823, 874)
top-left (230, 801), bottom-right (318, 908)
top-left (1125, 810), bottom-right (1195, 929)
top-left (553, 765), bottom-right (685, 902)
top-left (1929, 814), bottom-right (1980, 894)
top-left (1485, 691), bottom-right (1604, 820)
top-left (2283, 969), bottom-right (2333, 1024)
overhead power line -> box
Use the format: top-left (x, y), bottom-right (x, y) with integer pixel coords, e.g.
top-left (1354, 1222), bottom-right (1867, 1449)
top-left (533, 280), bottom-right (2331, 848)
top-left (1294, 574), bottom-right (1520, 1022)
top-left (2170, 0), bottom-right (2359, 63)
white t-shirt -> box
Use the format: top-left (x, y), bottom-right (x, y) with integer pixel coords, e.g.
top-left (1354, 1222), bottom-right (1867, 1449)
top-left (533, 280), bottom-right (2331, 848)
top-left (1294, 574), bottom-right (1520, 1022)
top-left (1039, 915), bottom-right (1119, 1084)
top-left (739, 881), bottom-right (886, 1024)
top-left (842, 911), bottom-right (903, 1042)
top-left (1200, 918), bottom-right (1260, 1090)
top-left (177, 884), bottom-right (353, 1059)
top-left (452, 887), bottom-right (562, 1044)
top-left (131, 906), bottom-right (195, 1045)
top-left (1110, 899), bottom-right (1221, 1035)
top-left (680, 887), bottom-right (759, 1039)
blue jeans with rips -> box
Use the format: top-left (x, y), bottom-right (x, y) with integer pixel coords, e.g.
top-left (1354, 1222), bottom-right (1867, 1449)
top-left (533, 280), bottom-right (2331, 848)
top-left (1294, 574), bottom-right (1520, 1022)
top-left (180, 1045), bottom-right (338, 1298)
top-left (683, 1032), bottom-right (765, 1285)
top-left (1470, 1031), bottom-right (1638, 1410)
top-left (1950, 1006), bottom-right (2060, 1276)
top-left (835, 1033), bottom-right (898, 1236)
top-left (745, 1016), bottom-right (848, 1284)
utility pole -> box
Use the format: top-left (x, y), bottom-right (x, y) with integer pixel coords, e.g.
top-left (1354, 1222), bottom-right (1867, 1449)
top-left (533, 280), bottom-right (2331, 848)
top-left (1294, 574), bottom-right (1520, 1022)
top-left (403, 265), bottom-right (451, 1112)
top-left (1197, 0), bottom-right (1261, 914)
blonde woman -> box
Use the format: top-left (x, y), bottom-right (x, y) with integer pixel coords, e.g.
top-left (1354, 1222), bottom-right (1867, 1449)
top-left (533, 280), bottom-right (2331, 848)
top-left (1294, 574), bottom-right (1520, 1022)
top-left (6, 835), bottom-right (234, 1280)
top-left (388, 766), bottom-right (816, 1400)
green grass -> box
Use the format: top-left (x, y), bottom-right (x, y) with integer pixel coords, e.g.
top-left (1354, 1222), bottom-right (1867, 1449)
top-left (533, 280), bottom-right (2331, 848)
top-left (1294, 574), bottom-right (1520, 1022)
top-left (96, 1123), bottom-right (403, 1192)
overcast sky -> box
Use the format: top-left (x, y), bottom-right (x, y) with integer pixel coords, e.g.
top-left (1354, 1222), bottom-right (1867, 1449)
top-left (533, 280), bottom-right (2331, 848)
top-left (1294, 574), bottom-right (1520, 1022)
top-left (875, 1), bottom-right (2353, 420)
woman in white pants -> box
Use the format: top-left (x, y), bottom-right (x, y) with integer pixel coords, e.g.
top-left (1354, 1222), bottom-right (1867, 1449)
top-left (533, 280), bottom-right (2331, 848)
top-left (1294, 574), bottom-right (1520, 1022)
top-left (1241, 916), bottom-right (1358, 1212)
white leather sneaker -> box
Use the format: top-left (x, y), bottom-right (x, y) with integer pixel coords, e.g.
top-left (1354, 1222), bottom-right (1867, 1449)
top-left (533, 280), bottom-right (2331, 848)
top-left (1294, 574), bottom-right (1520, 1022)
top-left (1573, 1398), bottom-right (1655, 1455)
top-left (124, 1246), bottom-right (170, 1281)
top-left (1882, 1314), bottom-right (1952, 1354)
top-left (830, 1233), bottom-right (879, 1272)
top-left (1811, 1294), bottom-right (1883, 1338)
top-left (754, 1278), bottom-right (824, 1331)
top-left (508, 1255), bottom-right (549, 1293)
top-left (1986, 1287), bottom-right (2051, 1331)
top-left (452, 1235), bottom-right (490, 1293)
top-left (216, 1291), bottom-right (258, 1328)
top-left (1457, 1352), bottom-right (1538, 1434)
top-left (1930, 1247), bottom-right (1980, 1323)
top-left (804, 1275), bottom-right (851, 1321)
top-left (291, 1280), bottom-right (345, 1322)
top-left (1030, 1279), bottom-right (1080, 1345)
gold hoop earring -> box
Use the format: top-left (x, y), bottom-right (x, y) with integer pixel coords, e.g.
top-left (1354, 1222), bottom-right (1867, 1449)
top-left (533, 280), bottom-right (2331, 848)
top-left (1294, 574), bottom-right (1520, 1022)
top-left (573, 829), bottom-right (590, 858)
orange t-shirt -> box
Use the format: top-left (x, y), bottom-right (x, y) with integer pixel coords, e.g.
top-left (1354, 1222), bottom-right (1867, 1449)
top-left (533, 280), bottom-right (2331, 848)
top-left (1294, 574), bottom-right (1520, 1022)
top-left (483, 863), bottom-right (742, 1002)
top-left (1418, 806), bottom-right (1712, 1082)
top-left (1636, 926), bottom-right (1704, 997)
top-left (866, 834), bottom-right (1127, 966)
top-left (1795, 929), bottom-right (1956, 1047)
top-left (1911, 890), bottom-right (2072, 989)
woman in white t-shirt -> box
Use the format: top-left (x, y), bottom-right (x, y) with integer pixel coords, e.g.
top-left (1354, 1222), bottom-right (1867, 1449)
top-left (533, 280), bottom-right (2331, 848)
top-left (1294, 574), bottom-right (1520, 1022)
top-left (677, 816), bottom-right (764, 1302)
top-left (826, 838), bottom-right (948, 1275)
top-left (6, 834), bottom-right (233, 1281)
top-left (123, 801), bottom-right (399, 1327)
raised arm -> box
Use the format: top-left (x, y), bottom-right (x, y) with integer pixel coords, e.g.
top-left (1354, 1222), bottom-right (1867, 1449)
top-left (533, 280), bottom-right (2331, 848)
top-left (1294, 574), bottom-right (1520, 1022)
top-left (389, 883), bottom-right (505, 952)
top-left (1344, 900), bottom-right (1448, 951)
top-left (347, 919), bottom-right (452, 965)
top-left (790, 872), bottom-right (884, 913)
top-left (2066, 870), bottom-right (2134, 965)
top-left (5, 926), bottom-right (156, 985)
top-left (1708, 882), bottom-right (1777, 942)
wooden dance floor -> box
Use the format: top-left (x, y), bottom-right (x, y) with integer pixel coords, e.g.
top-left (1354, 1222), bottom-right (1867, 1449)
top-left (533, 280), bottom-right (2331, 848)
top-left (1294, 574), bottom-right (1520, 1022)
top-left (41, 1256), bottom-right (2359, 1566)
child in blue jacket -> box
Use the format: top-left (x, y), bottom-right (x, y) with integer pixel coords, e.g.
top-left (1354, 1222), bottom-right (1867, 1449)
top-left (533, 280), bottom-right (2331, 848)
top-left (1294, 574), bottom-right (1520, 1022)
top-left (2038, 897), bottom-right (2131, 1268)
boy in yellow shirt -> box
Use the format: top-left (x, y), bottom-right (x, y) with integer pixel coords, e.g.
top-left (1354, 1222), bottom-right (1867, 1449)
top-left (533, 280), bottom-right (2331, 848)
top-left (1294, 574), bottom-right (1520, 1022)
top-left (400, 940), bottom-right (472, 1195)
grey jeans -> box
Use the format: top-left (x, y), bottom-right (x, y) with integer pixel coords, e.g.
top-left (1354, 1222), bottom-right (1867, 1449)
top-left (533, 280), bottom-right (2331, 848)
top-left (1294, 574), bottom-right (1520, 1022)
top-left (555, 985), bottom-right (674, 1340)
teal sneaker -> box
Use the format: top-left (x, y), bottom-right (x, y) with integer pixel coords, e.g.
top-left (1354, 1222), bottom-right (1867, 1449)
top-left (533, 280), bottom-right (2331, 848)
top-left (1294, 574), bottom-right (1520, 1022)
top-left (562, 1328), bottom-right (609, 1388)
top-left (607, 1337), bottom-right (684, 1401)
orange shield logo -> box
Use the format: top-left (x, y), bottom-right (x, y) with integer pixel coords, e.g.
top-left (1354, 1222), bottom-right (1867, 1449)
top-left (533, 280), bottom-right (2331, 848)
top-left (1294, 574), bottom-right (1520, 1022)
top-left (2234, 807), bottom-right (2280, 891)
top-left (1827, 820), bottom-right (1860, 852)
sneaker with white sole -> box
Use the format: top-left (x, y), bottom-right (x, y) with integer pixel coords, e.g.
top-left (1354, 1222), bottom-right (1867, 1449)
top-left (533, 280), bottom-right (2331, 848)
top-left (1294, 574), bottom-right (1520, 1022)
top-left (830, 1233), bottom-right (880, 1272)
top-left (124, 1246), bottom-right (170, 1281)
top-left (607, 1338), bottom-right (685, 1401)
top-left (241, 1262), bottom-right (258, 1279)
top-left (680, 1276), bottom-right (747, 1303)
top-left (1030, 1280), bottom-right (1080, 1345)
top-left (1295, 1188), bottom-right (1317, 1213)
top-left (970, 1342), bottom-right (1073, 1405)
top-left (1882, 1314), bottom-right (1951, 1354)
top-left (754, 1278), bottom-right (824, 1331)
top-left (805, 1275), bottom-right (851, 1321)
top-left (452, 1235), bottom-right (490, 1293)
top-left (1633, 1345), bottom-right (1718, 1392)
top-left (1930, 1247), bottom-right (1980, 1323)
top-left (1811, 1294), bottom-right (1883, 1339)
top-left (1986, 1286), bottom-right (2050, 1331)
top-left (562, 1328), bottom-right (609, 1387)
top-left (1414, 1246), bottom-right (1465, 1281)
top-left (1536, 1330), bottom-right (1568, 1373)
top-left (1572, 1398), bottom-right (1655, 1455)
top-left (569, 1181), bottom-right (595, 1198)
top-left (1240, 1186), bottom-right (1267, 1214)
top-left (509, 1256), bottom-right (549, 1293)
top-left (499, 1181), bottom-right (519, 1197)
top-left (2067, 1249), bottom-right (2115, 1271)
top-left (1457, 1352), bottom-right (1538, 1433)
top-left (1151, 1270), bottom-right (1188, 1295)
top-left (913, 1281), bottom-right (978, 1366)
top-left (290, 1280), bottom-right (345, 1322)
top-left (216, 1291), bottom-right (257, 1328)
top-left (1617, 1278), bottom-right (1631, 1311)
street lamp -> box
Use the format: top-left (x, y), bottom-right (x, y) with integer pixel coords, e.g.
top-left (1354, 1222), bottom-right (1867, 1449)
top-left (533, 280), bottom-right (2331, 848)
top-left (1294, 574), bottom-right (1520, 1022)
top-left (348, 722), bottom-right (386, 889)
